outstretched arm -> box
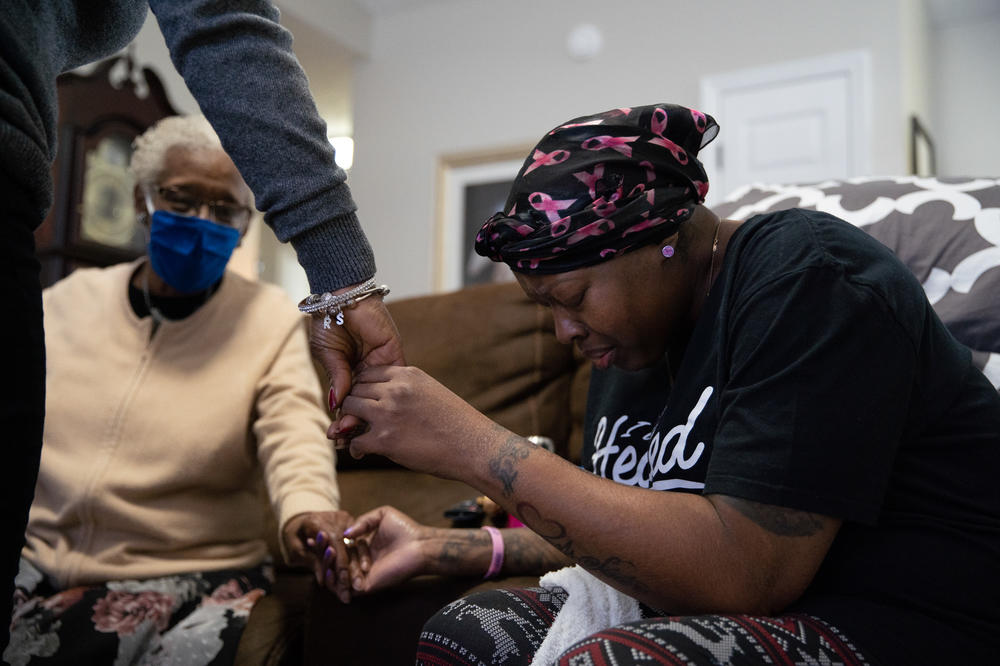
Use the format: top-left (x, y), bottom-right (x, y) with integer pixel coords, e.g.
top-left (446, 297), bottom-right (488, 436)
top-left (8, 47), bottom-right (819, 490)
top-left (338, 366), bottom-right (841, 614)
top-left (340, 506), bottom-right (572, 595)
top-left (150, 0), bottom-right (372, 292)
top-left (150, 1), bottom-right (407, 395)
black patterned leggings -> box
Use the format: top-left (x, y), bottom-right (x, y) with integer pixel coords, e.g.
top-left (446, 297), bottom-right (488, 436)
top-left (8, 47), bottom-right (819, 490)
top-left (416, 586), bottom-right (873, 666)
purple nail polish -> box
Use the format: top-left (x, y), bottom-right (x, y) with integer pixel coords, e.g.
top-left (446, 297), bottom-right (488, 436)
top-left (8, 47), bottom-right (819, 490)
top-left (316, 531), bottom-right (325, 547)
top-left (324, 546), bottom-right (333, 561)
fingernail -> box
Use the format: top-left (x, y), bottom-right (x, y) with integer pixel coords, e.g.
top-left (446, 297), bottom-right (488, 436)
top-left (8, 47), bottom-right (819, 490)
top-left (329, 387), bottom-right (337, 411)
top-left (353, 577), bottom-right (362, 591)
top-left (324, 546), bottom-right (333, 562)
top-left (316, 531), bottom-right (325, 547)
top-left (325, 569), bottom-right (335, 586)
top-left (342, 526), bottom-right (353, 537)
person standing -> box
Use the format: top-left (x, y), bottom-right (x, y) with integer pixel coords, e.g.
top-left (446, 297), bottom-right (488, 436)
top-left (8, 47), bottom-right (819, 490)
top-left (0, 1), bottom-right (403, 651)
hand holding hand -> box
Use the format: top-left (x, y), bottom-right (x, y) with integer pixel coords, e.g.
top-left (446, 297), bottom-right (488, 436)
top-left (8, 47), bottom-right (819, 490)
top-left (309, 287), bottom-right (405, 438)
top-left (282, 510), bottom-right (362, 603)
top-left (333, 365), bottom-right (505, 477)
top-left (342, 506), bottom-right (434, 595)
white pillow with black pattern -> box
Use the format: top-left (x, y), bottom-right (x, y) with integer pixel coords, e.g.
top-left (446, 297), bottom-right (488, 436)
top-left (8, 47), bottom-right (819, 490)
top-left (713, 176), bottom-right (1000, 391)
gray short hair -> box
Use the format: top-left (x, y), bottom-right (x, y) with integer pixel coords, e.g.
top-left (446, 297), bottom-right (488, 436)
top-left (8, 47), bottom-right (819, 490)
top-left (130, 115), bottom-right (225, 188)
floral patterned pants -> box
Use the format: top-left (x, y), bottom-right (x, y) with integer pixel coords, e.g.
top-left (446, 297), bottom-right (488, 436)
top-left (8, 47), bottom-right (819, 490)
top-left (4, 558), bottom-right (272, 666)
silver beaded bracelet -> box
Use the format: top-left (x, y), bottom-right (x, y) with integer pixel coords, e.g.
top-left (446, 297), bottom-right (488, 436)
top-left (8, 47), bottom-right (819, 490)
top-left (298, 278), bottom-right (391, 329)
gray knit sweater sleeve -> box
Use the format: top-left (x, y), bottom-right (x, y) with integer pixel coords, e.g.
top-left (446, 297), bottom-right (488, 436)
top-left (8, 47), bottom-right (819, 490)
top-left (148, 0), bottom-right (374, 292)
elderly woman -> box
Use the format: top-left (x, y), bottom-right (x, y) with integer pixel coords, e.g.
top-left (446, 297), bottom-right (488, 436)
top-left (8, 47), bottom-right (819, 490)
top-left (5, 115), bottom-right (355, 665)
top-left (322, 104), bottom-right (1000, 665)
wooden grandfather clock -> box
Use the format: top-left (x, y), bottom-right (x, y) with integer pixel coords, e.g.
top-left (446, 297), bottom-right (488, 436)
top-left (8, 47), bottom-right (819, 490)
top-left (34, 51), bottom-right (177, 287)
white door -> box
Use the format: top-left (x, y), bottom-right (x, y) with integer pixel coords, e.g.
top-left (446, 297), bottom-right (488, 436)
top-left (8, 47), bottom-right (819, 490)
top-left (700, 51), bottom-right (871, 205)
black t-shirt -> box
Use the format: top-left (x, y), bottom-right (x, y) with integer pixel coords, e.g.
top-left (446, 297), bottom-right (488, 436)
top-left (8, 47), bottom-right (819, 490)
top-left (582, 209), bottom-right (1000, 666)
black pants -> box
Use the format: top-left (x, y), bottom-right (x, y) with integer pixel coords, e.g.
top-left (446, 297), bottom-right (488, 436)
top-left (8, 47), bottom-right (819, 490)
top-left (0, 187), bottom-right (46, 657)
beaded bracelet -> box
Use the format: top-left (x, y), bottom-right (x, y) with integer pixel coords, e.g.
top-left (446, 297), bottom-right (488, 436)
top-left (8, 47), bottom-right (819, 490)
top-left (297, 278), bottom-right (391, 329)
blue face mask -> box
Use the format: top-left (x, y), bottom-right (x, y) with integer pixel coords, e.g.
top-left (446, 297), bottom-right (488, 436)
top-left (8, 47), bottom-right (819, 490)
top-left (147, 210), bottom-right (241, 293)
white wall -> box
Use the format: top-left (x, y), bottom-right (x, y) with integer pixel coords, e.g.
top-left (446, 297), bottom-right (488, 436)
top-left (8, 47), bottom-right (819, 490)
top-left (930, 13), bottom-right (1000, 176)
top-left (349, 0), bottom-right (921, 299)
top-left (116, 0), bottom-right (1000, 300)
top-left (129, 13), bottom-right (199, 115)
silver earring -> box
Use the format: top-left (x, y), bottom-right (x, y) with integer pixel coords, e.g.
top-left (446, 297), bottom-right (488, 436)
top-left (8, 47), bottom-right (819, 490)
top-left (661, 245), bottom-right (675, 258)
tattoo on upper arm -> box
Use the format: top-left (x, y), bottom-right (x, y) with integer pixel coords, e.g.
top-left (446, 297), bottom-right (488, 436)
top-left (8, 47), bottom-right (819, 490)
top-left (721, 497), bottom-right (827, 537)
top-left (515, 501), bottom-right (648, 595)
top-left (488, 434), bottom-right (532, 497)
top-left (483, 433), bottom-right (644, 592)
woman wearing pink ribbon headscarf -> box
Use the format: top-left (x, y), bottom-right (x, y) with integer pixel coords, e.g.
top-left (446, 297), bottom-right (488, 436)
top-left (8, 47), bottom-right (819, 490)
top-left (322, 104), bottom-right (1000, 666)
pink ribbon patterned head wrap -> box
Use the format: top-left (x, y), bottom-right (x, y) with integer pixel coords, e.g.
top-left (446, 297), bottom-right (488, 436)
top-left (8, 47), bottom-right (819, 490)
top-left (475, 104), bottom-right (719, 274)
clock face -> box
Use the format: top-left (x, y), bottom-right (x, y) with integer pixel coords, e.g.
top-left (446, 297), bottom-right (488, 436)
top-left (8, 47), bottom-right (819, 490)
top-left (79, 134), bottom-right (145, 250)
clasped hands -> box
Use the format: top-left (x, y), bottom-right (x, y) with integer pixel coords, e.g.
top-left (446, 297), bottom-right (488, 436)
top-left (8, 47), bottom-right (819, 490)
top-left (308, 285), bottom-right (404, 445)
top-left (285, 506), bottom-right (436, 603)
top-left (306, 280), bottom-right (512, 600)
top-left (287, 366), bottom-right (506, 602)
top-left (308, 280), bottom-right (499, 470)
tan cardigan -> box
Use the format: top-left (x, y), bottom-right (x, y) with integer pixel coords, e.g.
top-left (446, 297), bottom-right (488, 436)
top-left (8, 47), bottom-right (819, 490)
top-left (24, 261), bottom-right (339, 588)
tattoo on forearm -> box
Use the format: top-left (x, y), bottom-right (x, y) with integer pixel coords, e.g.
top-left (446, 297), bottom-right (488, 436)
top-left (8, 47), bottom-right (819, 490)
top-left (504, 530), bottom-right (572, 572)
top-left (488, 433), bottom-right (532, 497)
top-left (435, 528), bottom-right (566, 577)
top-left (723, 497), bottom-right (826, 537)
top-left (435, 530), bottom-right (499, 577)
top-left (516, 501), bottom-right (648, 594)
top-left (439, 532), bottom-right (479, 566)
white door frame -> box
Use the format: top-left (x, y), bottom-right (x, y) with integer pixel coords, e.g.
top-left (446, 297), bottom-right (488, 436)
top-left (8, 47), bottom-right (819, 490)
top-left (700, 50), bottom-right (872, 205)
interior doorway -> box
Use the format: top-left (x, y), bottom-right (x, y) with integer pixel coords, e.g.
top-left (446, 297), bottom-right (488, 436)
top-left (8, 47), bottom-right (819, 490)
top-left (700, 50), bottom-right (871, 205)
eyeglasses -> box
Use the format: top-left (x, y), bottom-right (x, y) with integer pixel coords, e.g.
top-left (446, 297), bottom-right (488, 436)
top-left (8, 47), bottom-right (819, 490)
top-left (155, 186), bottom-right (252, 228)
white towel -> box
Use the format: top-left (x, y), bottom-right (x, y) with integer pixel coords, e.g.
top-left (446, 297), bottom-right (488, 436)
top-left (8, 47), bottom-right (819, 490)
top-left (529, 565), bottom-right (642, 665)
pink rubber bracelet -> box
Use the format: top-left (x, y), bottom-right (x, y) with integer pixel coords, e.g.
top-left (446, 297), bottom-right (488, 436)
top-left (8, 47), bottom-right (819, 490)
top-left (482, 526), bottom-right (504, 579)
